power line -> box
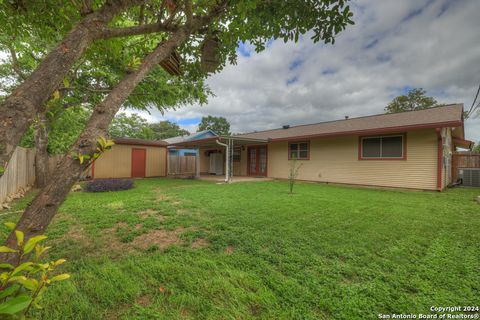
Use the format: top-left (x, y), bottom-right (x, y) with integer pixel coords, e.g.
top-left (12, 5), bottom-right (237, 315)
top-left (470, 101), bottom-right (480, 119)
top-left (466, 83), bottom-right (480, 119)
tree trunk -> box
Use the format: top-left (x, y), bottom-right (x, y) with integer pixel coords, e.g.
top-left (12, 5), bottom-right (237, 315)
top-left (34, 112), bottom-right (50, 188)
top-left (0, 0), bottom-right (140, 171)
top-left (0, 1), bottom-right (227, 264)
top-left (0, 28), bottom-right (189, 264)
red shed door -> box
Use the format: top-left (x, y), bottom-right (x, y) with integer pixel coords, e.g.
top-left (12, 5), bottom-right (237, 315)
top-left (131, 148), bottom-right (146, 178)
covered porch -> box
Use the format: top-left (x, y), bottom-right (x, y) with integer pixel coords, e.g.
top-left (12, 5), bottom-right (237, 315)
top-left (170, 136), bottom-right (269, 183)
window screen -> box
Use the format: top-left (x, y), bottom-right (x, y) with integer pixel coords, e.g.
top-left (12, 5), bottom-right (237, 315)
top-left (232, 146), bottom-right (241, 161)
top-left (361, 135), bottom-right (404, 159)
top-left (362, 137), bottom-right (381, 158)
top-left (381, 136), bottom-right (403, 157)
top-left (289, 142), bottom-right (309, 159)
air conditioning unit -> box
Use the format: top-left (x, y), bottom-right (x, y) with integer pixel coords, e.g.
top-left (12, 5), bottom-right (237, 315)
top-left (458, 168), bottom-right (480, 187)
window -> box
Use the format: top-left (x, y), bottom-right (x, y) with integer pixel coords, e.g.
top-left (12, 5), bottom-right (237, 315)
top-left (360, 135), bottom-right (405, 159)
top-left (289, 141), bottom-right (309, 160)
top-left (232, 146), bottom-right (241, 162)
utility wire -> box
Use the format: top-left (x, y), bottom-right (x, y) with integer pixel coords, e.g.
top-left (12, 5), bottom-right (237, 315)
top-left (465, 83), bottom-right (480, 119)
top-left (469, 101), bottom-right (480, 119)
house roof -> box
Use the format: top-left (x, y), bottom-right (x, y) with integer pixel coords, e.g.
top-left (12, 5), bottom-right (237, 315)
top-left (235, 104), bottom-right (465, 141)
top-left (164, 130), bottom-right (218, 144)
top-left (113, 137), bottom-right (168, 147)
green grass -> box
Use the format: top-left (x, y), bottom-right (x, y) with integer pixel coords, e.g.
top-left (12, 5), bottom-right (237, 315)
top-left (1, 179), bottom-right (479, 319)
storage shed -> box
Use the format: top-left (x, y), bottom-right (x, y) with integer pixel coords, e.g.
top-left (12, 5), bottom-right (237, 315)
top-left (90, 138), bottom-right (168, 179)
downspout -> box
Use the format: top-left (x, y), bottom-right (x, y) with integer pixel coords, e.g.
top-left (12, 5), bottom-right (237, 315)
top-left (216, 139), bottom-right (229, 183)
top-left (436, 128), bottom-right (443, 191)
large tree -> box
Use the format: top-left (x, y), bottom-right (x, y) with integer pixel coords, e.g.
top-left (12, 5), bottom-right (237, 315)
top-left (1, 13), bottom-right (209, 185)
top-left (0, 0), bottom-right (354, 263)
top-left (108, 112), bottom-right (155, 139)
top-left (150, 120), bottom-right (190, 139)
top-left (198, 115), bottom-right (230, 135)
top-left (385, 88), bottom-right (439, 113)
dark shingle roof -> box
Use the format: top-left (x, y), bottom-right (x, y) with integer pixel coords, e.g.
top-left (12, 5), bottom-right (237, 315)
top-left (235, 104), bottom-right (464, 141)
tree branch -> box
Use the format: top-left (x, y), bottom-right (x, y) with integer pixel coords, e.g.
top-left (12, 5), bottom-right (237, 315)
top-left (99, 22), bottom-right (179, 39)
top-left (184, 0), bottom-right (193, 27)
top-left (7, 45), bottom-right (27, 81)
top-left (0, 0), bottom-right (147, 171)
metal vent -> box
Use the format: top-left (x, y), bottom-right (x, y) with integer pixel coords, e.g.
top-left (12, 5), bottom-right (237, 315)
top-left (459, 168), bottom-right (480, 187)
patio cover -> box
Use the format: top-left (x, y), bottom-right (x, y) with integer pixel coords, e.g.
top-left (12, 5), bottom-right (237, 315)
top-left (169, 136), bottom-right (268, 183)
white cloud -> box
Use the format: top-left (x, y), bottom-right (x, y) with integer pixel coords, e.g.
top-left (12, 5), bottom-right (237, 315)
top-left (132, 0), bottom-right (480, 142)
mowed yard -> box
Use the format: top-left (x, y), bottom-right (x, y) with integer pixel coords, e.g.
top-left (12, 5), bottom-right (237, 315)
top-left (0, 179), bottom-right (479, 319)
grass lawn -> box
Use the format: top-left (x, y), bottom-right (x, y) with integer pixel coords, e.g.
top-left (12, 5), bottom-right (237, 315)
top-left (0, 179), bottom-right (479, 319)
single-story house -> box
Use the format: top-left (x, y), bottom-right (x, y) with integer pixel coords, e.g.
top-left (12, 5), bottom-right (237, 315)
top-left (88, 138), bottom-right (168, 179)
top-left (171, 104), bottom-right (473, 191)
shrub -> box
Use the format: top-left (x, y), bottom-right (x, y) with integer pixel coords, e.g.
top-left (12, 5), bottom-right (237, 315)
top-left (0, 222), bottom-right (70, 318)
top-left (288, 156), bottom-right (302, 194)
top-left (84, 179), bottom-right (134, 193)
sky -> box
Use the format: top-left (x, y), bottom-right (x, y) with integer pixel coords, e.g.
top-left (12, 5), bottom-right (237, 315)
top-left (129, 0), bottom-right (479, 141)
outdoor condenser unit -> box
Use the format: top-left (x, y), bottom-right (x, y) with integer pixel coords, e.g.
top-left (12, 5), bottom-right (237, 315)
top-left (458, 168), bottom-right (480, 187)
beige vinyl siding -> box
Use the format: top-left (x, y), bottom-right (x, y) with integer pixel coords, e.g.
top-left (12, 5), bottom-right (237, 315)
top-left (267, 129), bottom-right (439, 190)
top-left (93, 144), bottom-right (166, 178)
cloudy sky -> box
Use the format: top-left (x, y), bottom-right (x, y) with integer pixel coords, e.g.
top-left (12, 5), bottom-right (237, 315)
top-left (130, 0), bottom-right (480, 142)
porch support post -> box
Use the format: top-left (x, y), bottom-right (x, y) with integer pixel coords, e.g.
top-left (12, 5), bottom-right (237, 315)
top-left (195, 148), bottom-right (200, 178)
top-left (225, 139), bottom-right (230, 183)
top-left (230, 139), bottom-right (234, 181)
top-left (215, 139), bottom-right (230, 183)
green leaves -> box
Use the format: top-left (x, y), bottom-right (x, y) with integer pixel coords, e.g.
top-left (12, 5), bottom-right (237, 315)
top-left (11, 262), bottom-right (33, 277)
top-left (0, 223), bottom-right (68, 317)
top-left (0, 263), bottom-right (14, 270)
top-left (385, 88), bottom-right (439, 114)
top-left (0, 295), bottom-right (31, 315)
top-left (4, 222), bottom-right (16, 230)
top-left (0, 246), bottom-right (17, 253)
top-left (0, 284), bottom-right (19, 300)
top-left (76, 152), bottom-right (90, 165)
top-left (15, 230), bottom-right (24, 247)
top-left (16, 277), bottom-right (39, 291)
top-left (198, 115), bottom-right (230, 135)
top-left (108, 113), bottom-right (156, 140)
top-left (24, 235), bottom-right (47, 254)
top-left (96, 136), bottom-right (115, 152)
top-left (52, 90), bottom-right (61, 100)
top-left (49, 273), bottom-right (70, 283)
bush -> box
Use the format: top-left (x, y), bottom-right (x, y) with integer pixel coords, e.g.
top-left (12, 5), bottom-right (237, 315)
top-left (0, 222), bottom-right (70, 318)
top-left (84, 179), bottom-right (134, 192)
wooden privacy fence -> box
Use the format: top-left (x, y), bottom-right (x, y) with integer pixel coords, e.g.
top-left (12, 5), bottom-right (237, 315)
top-left (168, 155), bottom-right (196, 176)
top-left (0, 147), bottom-right (36, 205)
top-left (452, 152), bottom-right (480, 182)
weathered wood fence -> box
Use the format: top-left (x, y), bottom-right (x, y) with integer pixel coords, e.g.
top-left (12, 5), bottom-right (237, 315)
top-left (452, 152), bottom-right (480, 182)
top-left (0, 147), bottom-right (36, 205)
top-left (168, 155), bottom-right (196, 176)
